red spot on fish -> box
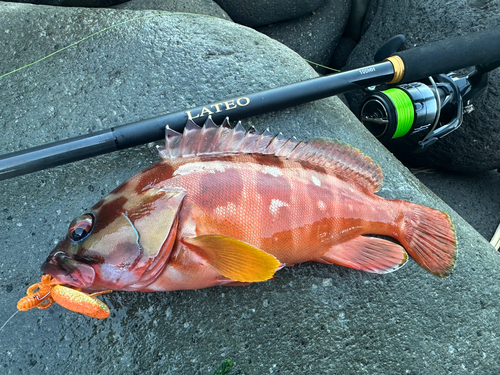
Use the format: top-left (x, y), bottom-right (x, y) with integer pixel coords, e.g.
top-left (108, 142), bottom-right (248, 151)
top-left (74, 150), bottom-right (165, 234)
top-left (103, 241), bottom-right (141, 269)
top-left (251, 154), bottom-right (284, 168)
top-left (134, 162), bottom-right (175, 194)
top-left (203, 155), bottom-right (237, 164)
top-left (299, 161), bottom-right (328, 175)
top-left (256, 173), bottom-right (292, 202)
top-left (309, 217), bottom-right (335, 244)
top-left (198, 168), bottom-right (243, 211)
top-left (76, 250), bottom-right (106, 264)
top-left (92, 200), bottom-right (104, 211)
top-left (128, 190), bottom-right (172, 222)
top-left (263, 228), bottom-right (294, 252)
top-left (92, 196), bottom-right (128, 236)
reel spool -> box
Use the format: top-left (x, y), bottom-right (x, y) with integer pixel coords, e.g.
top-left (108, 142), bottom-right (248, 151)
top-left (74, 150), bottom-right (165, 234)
top-left (360, 74), bottom-right (466, 151)
top-left (360, 82), bottom-right (438, 143)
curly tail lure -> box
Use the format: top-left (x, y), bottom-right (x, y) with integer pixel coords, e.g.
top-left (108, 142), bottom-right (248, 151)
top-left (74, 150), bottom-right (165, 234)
top-left (17, 275), bottom-right (111, 319)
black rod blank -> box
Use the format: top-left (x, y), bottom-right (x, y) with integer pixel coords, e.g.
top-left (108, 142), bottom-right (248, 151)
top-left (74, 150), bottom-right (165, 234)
top-left (0, 61), bottom-right (395, 181)
top-left (2, 25), bottom-right (500, 181)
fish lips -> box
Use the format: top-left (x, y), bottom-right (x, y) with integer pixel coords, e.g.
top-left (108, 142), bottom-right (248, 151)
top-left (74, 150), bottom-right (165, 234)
top-left (41, 251), bottom-right (96, 288)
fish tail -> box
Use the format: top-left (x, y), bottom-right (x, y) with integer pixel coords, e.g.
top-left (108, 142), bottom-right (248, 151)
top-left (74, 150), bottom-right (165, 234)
top-left (397, 204), bottom-right (457, 277)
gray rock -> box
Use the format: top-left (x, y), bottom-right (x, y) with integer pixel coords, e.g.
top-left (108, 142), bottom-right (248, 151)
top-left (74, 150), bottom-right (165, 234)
top-left (112, 0), bottom-right (230, 19)
top-left (415, 169), bottom-right (500, 241)
top-left (1, 3), bottom-right (499, 374)
top-left (257, 0), bottom-right (351, 74)
top-left (344, 0), bottom-right (500, 172)
top-left (6, 0), bottom-right (128, 6)
top-left (330, 0), bottom-right (372, 69)
top-left (330, 35), bottom-right (357, 69)
top-left (213, 0), bottom-right (326, 27)
top-left (343, 0), bottom-right (372, 41)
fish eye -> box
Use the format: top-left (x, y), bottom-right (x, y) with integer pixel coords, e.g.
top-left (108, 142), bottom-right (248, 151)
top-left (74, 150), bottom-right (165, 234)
top-left (68, 214), bottom-right (94, 242)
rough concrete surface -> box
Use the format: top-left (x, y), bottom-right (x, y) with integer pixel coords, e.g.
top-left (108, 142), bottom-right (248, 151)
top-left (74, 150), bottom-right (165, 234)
top-left (1, 3), bottom-right (500, 374)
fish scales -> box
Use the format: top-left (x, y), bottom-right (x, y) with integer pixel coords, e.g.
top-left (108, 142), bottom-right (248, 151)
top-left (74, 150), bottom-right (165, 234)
top-left (160, 156), bottom-right (395, 265)
top-left (41, 118), bottom-right (457, 296)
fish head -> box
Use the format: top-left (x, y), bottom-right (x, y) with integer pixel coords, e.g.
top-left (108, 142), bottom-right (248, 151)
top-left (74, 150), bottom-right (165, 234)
top-left (41, 186), bottom-right (187, 291)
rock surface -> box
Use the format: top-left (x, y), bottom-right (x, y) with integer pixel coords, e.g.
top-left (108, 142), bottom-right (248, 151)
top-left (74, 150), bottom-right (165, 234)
top-left (415, 169), bottom-right (500, 242)
top-left (257, 0), bottom-right (350, 73)
top-left (6, 0), bottom-right (128, 6)
top-left (112, 0), bottom-right (230, 18)
top-left (213, 0), bottom-right (326, 27)
top-left (330, 0), bottom-right (372, 69)
top-left (1, 3), bottom-right (500, 374)
top-left (344, 0), bottom-right (500, 172)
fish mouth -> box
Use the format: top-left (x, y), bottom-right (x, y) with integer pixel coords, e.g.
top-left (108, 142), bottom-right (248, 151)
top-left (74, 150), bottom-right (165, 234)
top-left (41, 251), bottom-right (96, 288)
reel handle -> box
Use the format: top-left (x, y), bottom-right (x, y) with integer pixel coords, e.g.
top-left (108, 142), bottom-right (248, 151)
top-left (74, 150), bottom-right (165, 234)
top-left (393, 27), bottom-right (500, 84)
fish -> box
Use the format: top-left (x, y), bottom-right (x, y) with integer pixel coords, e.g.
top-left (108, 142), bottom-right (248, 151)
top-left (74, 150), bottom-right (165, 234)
top-left (40, 117), bottom-right (457, 295)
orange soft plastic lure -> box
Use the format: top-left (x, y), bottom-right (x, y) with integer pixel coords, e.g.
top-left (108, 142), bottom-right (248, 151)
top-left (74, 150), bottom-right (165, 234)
top-left (18, 275), bottom-right (111, 319)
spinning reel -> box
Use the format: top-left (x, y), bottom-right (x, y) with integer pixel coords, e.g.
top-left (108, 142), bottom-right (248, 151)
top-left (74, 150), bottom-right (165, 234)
top-left (360, 35), bottom-right (500, 152)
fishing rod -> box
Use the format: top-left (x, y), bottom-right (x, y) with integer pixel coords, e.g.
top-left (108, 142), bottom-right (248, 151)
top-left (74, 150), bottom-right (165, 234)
top-left (1, 27), bottom-right (500, 181)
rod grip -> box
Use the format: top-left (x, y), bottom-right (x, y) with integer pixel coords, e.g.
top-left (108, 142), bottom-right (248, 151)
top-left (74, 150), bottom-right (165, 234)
top-left (393, 27), bottom-right (500, 83)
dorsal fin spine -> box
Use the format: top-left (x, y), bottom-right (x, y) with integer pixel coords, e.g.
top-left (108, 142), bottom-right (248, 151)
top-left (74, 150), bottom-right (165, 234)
top-left (204, 116), bottom-right (218, 129)
top-left (160, 118), bottom-right (383, 192)
top-left (164, 126), bottom-right (182, 159)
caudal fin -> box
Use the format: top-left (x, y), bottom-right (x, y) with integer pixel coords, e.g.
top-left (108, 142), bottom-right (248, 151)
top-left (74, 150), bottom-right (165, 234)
top-left (398, 205), bottom-right (457, 278)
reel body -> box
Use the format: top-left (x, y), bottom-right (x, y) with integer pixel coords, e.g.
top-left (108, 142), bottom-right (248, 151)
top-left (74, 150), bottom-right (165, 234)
top-left (355, 32), bottom-right (500, 172)
top-left (360, 73), bottom-right (467, 152)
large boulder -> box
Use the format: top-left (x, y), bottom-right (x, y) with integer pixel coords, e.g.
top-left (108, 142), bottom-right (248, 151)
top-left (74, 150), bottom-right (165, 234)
top-left (256, 0), bottom-right (351, 73)
top-left (4, 0), bottom-right (128, 6)
top-left (111, 0), bottom-right (230, 18)
top-left (344, 0), bottom-right (500, 173)
top-left (1, 3), bottom-right (499, 374)
top-left (212, 0), bottom-right (326, 27)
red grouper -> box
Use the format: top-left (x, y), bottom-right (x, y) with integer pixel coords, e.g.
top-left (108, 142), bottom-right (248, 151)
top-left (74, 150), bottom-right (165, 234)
top-left (41, 118), bottom-right (457, 296)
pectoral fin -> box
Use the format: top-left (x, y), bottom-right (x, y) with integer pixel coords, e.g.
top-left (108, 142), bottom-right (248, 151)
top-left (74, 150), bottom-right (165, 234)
top-left (182, 235), bottom-right (281, 282)
top-left (317, 236), bottom-right (408, 274)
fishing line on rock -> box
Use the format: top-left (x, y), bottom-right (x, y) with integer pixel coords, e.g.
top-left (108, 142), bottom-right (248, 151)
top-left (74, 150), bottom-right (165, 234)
top-left (0, 12), bottom-right (207, 80)
top-left (0, 311), bottom-right (18, 332)
top-left (0, 11), bottom-right (331, 80)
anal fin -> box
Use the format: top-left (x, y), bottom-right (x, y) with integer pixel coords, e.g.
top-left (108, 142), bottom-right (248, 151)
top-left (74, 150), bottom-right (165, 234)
top-left (182, 235), bottom-right (281, 282)
top-left (317, 236), bottom-right (408, 274)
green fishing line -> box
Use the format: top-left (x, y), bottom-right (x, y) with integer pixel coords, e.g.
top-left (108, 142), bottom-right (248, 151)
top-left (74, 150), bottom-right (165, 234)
top-left (303, 59), bottom-right (340, 72)
top-left (0, 12), bottom-right (200, 80)
top-left (0, 11), bottom-right (332, 80)
top-left (383, 88), bottom-right (414, 138)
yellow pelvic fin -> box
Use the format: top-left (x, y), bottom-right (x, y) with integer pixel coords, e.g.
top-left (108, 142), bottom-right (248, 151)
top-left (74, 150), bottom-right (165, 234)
top-left (182, 235), bottom-right (281, 282)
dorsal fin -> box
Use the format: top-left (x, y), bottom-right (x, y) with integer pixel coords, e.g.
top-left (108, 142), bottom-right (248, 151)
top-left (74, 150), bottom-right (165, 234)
top-left (157, 117), bottom-right (383, 193)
